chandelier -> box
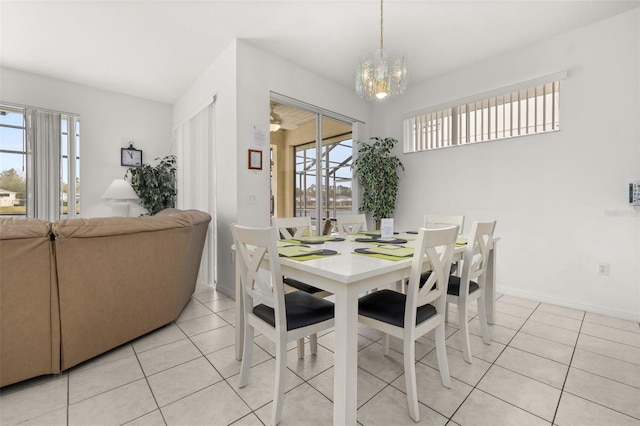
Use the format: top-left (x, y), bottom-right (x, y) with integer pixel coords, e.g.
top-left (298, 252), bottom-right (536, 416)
top-left (355, 0), bottom-right (408, 101)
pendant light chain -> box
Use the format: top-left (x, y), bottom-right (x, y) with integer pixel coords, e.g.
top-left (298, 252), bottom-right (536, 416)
top-left (380, 0), bottom-right (384, 51)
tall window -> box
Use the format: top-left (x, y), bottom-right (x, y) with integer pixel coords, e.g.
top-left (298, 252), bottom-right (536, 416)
top-left (61, 115), bottom-right (81, 218)
top-left (404, 80), bottom-right (560, 153)
top-left (0, 104), bottom-right (80, 220)
top-left (295, 137), bottom-right (352, 220)
top-left (0, 107), bottom-right (27, 216)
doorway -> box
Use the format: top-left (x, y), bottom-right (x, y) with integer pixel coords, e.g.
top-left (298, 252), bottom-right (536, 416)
top-left (269, 96), bottom-right (356, 233)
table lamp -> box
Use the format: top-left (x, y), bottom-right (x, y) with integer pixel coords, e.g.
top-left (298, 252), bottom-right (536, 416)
top-left (102, 179), bottom-right (139, 217)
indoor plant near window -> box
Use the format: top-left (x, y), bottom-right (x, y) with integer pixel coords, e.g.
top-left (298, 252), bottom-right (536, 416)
top-left (125, 155), bottom-right (177, 215)
top-left (352, 137), bottom-right (404, 228)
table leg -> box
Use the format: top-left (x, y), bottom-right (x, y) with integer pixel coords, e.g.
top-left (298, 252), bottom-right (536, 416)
top-left (333, 285), bottom-right (359, 425)
top-left (235, 251), bottom-right (244, 360)
top-left (485, 242), bottom-right (497, 325)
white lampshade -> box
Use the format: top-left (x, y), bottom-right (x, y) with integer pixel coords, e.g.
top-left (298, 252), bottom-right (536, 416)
top-left (102, 179), bottom-right (138, 217)
top-left (102, 179), bottom-right (138, 200)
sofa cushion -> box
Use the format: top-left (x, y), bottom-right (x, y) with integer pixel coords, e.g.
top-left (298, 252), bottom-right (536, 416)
top-left (0, 218), bottom-right (51, 240)
top-left (53, 210), bottom-right (211, 370)
top-left (0, 218), bottom-right (61, 387)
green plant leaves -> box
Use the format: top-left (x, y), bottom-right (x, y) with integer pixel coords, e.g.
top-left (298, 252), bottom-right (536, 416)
top-left (125, 155), bottom-right (177, 215)
top-left (352, 137), bottom-right (404, 224)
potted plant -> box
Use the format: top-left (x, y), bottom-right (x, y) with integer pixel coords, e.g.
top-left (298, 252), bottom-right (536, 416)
top-left (125, 155), bottom-right (177, 215)
top-left (352, 137), bottom-right (404, 228)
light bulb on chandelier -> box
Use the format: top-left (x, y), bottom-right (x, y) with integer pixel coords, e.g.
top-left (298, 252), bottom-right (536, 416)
top-left (355, 0), bottom-right (408, 101)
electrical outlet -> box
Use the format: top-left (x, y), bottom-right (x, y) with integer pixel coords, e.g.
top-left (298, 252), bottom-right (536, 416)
top-left (597, 262), bottom-right (609, 276)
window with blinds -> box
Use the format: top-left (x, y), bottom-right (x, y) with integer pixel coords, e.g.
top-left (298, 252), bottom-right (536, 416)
top-left (403, 80), bottom-right (560, 153)
top-left (0, 104), bottom-right (80, 220)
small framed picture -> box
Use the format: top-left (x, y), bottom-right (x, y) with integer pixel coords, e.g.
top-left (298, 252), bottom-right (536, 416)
top-left (248, 149), bottom-right (262, 170)
top-left (121, 147), bottom-right (143, 167)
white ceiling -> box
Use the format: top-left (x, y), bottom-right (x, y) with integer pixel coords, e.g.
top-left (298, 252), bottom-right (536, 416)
top-left (2, 1), bottom-right (639, 104)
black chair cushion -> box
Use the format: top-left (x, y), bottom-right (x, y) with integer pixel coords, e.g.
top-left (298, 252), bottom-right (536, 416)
top-left (253, 291), bottom-right (334, 331)
top-left (418, 265), bottom-right (457, 289)
top-left (419, 271), bottom-right (434, 289)
top-left (283, 276), bottom-right (325, 294)
top-left (418, 271), bottom-right (478, 295)
top-left (358, 289), bottom-right (437, 327)
top-left (446, 275), bottom-right (479, 296)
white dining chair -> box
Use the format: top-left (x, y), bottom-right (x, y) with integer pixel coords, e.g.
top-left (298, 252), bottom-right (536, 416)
top-left (357, 225), bottom-right (457, 422)
top-left (336, 214), bottom-right (368, 235)
top-left (399, 214), bottom-right (465, 297)
top-left (232, 224), bottom-right (335, 426)
top-left (424, 214), bottom-right (464, 234)
top-left (272, 216), bottom-right (313, 240)
top-left (424, 214), bottom-right (465, 278)
top-left (272, 216), bottom-right (332, 357)
top-left (446, 220), bottom-right (496, 363)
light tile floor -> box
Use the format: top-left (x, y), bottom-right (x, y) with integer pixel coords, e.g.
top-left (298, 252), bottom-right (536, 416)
top-left (2, 288), bottom-right (640, 426)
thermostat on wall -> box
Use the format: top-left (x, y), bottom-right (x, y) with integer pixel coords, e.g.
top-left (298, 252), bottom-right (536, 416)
top-left (629, 180), bottom-right (640, 206)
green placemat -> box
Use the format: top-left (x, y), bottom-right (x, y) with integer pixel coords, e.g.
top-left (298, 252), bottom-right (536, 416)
top-left (281, 236), bottom-right (345, 244)
top-left (295, 235), bottom-right (328, 242)
top-left (353, 248), bottom-right (413, 261)
top-left (361, 230), bottom-right (400, 236)
top-left (367, 245), bottom-right (414, 257)
top-left (278, 246), bottom-right (340, 261)
top-left (288, 253), bottom-right (339, 261)
top-left (278, 245), bottom-right (324, 257)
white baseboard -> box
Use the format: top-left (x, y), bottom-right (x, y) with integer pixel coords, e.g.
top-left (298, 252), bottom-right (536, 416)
top-left (194, 280), bottom-right (213, 292)
top-left (194, 281), bottom-right (236, 303)
top-left (211, 282), bottom-right (235, 300)
top-left (497, 285), bottom-right (640, 323)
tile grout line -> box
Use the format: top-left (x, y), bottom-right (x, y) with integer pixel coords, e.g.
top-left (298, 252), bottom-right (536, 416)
top-left (551, 315), bottom-right (640, 423)
top-left (132, 343), bottom-right (169, 426)
top-left (181, 307), bottom-right (258, 423)
top-left (443, 295), bottom-right (515, 423)
top-left (66, 367), bottom-right (70, 426)
top-left (550, 308), bottom-right (585, 425)
top-left (123, 296), bottom-right (239, 424)
top-left (446, 297), bottom-right (557, 425)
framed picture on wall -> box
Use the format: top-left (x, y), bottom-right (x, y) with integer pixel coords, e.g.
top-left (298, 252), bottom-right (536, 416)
top-left (248, 149), bottom-right (262, 170)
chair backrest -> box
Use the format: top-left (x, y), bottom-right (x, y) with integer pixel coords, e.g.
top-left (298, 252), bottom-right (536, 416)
top-left (272, 216), bottom-right (313, 239)
top-left (336, 214), bottom-right (368, 235)
top-left (460, 220), bottom-right (497, 292)
top-left (405, 225), bottom-right (459, 325)
top-left (231, 224), bottom-right (287, 329)
top-left (424, 214), bottom-right (465, 235)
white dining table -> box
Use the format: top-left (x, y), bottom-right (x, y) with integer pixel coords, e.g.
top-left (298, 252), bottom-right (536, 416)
top-left (234, 232), bottom-right (498, 425)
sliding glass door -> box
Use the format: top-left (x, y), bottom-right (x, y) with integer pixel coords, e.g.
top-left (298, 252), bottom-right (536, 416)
top-left (270, 96), bottom-right (355, 234)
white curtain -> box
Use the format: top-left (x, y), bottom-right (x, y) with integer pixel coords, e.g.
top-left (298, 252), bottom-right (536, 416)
top-left (175, 102), bottom-right (216, 288)
top-left (26, 109), bottom-right (61, 222)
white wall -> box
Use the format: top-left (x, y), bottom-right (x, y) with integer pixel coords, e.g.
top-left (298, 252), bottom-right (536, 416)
top-left (234, 40), bottom-right (370, 226)
top-left (382, 9), bottom-right (640, 321)
top-left (173, 39), bottom-right (370, 298)
top-left (1, 68), bottom-right (173, 218)
top-left (173, 41), bottom-right (238, 297)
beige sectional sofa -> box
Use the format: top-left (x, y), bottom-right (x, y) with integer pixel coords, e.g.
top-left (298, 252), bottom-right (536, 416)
top-left (0, 209), bottom-right (211, 387)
